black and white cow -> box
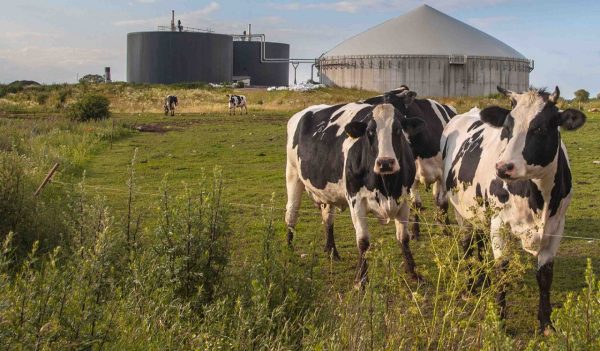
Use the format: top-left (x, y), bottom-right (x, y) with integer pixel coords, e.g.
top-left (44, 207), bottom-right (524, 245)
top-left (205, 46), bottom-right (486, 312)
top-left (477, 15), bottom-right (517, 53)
top-left (164, 95), bottom-right (178, 116)
top-left (441, 86), bottom-right (586, 333)
top-left (363, 86), bottom-right (457, 237)
top-left (285, 101), bottom-right (426, 286)
top-left (228, 94), bottom-right (247, 115)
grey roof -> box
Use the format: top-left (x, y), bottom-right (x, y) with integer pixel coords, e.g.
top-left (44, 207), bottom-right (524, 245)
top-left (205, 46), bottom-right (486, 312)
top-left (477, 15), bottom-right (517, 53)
top-left (325, 5), bottom-right (526, 59)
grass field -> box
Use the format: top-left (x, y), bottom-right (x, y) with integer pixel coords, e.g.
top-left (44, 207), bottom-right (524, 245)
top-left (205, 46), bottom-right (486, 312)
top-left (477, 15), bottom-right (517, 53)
top-left (1, 84), bottom-right (599, 350)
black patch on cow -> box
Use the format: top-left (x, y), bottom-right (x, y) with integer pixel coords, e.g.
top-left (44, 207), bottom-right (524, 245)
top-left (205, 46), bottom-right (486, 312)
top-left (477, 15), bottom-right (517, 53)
top-left (480, 106), bottom-right (510, 127)
top-left (442, 104), bottom-right (457, 119)
top-left (501, 114), bottom-right (514, 141)
top-left (522, 104), bottom-right (560, 167)
top-left (445, 168), bottom-right (457, 191)
top-left (456, 130), bottom-right (484, 184)
top-left (442, 138), bottom-right (448, 160)
top-left (431, 101), bottom-right (450, 123)
top-left (549, 147), bottom-right (572, 217)
top-left (294, 103), bottom-right (360, 189)
top-left (467, 120), bottom-right (483, 132)
top-left (489, 178), bottom-right (509, 203)
top-left (345, 116), bottom-right (415, 199)
top-left (475, 183), bottom-right (483, 199)
top-left (351, 198), bottom-right (356, 207)
top-left (330, 110), bottom-right (344, 123)
top-left (507, 180), bottom-right (544, 213)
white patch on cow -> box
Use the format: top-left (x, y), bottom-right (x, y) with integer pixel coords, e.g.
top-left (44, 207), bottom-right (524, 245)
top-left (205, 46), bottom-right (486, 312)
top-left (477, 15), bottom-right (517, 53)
top-left (428, 99), bottom-right (448, 125)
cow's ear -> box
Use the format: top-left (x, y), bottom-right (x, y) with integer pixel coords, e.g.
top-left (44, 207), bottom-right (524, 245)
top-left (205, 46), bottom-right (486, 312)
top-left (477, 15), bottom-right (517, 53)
top-left (398, 90), bottom-right (416, 105)
top-left (480, 106), bottom-right (510, 127)
top-left (345, 121), bottom-right (367, 138)
top-left (558, 108), bottom-right (586, 130)
top-left (401, 117), bottom-right (425, 136)
top-left (362, 96), bottom-right (383, 105)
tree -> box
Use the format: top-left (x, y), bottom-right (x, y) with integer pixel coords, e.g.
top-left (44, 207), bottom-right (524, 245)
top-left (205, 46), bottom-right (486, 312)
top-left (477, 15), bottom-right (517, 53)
top-left (79, 74), bottom-right (105, 84)
top-left (574, 89), bottom-right (590, 103)
top-left (596, 92), bottom-right (600, 100)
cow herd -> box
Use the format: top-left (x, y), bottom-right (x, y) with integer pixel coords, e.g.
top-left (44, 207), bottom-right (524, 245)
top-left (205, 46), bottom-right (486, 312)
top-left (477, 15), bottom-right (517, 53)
top-left (285, 85), bottom-right (586, 333)
top-left (162, 94), bottom-right (248, 116)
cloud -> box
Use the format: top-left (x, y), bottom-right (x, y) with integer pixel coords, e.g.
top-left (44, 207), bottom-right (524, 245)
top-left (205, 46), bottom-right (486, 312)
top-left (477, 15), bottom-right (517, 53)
top-left (113, 2), bottom-right (220, 27)
top-left (0, 46), bottom-right (121, 67)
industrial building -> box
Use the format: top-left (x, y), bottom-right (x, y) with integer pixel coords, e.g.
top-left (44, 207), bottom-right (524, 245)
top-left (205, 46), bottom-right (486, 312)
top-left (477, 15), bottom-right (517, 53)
top-left (318, 5), bottom-right (533, 96)
top-left (126, 14), bottom-right (290, 86)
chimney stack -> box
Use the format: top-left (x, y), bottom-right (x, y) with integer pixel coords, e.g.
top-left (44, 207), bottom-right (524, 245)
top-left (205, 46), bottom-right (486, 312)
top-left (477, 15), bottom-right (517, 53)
top-left (171, 10), bottom-right (175, 31)
top-left (247, 24), bottom-right (251, 41)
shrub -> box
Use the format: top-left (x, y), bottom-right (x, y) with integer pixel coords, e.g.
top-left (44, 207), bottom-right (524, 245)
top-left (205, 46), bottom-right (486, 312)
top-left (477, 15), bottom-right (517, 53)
top-left (78, 74), bottom-right (104, 84)
top-left (68, 94), bottom-right (111, 122)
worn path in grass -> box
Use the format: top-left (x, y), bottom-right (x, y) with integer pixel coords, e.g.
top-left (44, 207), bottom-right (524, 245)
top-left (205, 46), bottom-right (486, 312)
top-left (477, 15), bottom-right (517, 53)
top-left (75, 109), bottom-right (600, 343)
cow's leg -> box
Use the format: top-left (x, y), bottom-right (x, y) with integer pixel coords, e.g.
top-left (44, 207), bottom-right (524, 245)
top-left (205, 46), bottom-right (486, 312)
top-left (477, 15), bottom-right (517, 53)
top-left (349, 198), bottom-right (369, 288)
top-left (410, 180), bottom-right (422, 240)
top-left (395, 201), bottom-right (423, 281)
top-left (537, 222), bottom-right (562, 334)
top-left (284, 162), bottom-right (304, 246)
top-left (244, 104), bottom-right (248, 115)
top-left (433, 178), bottom-right (451, 235)
top-left (490, 216), bottom-right (509, 319)
top-left (320, 204), bottom-right (340, 260)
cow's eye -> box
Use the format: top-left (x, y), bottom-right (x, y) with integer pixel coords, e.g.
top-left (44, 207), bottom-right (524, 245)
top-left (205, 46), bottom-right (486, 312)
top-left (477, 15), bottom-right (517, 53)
top-left (533, 127), bottom-right (544, 135)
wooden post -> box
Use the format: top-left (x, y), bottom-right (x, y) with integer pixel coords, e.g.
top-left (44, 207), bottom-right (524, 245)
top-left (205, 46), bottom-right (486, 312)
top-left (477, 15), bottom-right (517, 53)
top-left (34, 163), bottom-right (60, 197)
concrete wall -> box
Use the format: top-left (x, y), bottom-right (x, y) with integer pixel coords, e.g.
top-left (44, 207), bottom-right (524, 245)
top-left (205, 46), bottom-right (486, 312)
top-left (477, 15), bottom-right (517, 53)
top-left (233, 41), bottom-right (290, 86)
top-left (127, 31), bottom-right (233, 84)
top-left (319, 55), bottom-right (531, 96)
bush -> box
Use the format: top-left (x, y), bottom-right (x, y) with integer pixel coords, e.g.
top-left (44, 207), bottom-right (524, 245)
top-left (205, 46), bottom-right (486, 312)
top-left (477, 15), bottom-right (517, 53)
top-left (78, 74), bottom-right (104, 84)
top-left (68, 94), bottom-right (111, 122)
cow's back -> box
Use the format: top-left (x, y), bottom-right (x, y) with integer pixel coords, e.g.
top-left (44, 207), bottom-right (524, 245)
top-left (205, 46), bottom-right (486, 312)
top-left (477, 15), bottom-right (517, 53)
top-left (287, 103), bottom-right (373, 203)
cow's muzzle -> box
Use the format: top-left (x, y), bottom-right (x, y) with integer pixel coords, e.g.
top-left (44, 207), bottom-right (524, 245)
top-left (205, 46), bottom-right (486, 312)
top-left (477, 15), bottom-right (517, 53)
top-left (375, 158), bottom-right (399, 175)
top-left (496, 161), bottom-right (515, 179)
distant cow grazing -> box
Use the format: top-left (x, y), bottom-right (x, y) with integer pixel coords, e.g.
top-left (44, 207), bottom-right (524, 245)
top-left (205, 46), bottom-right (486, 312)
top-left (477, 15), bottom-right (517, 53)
top-left (362, 86), bottom-right (457, 237)
top-left (228, 94), bottom-right (247, 115)
top-left (286, 102), bottom-right (426, 286)
top-left (164, 95), bottom-right (178, 116)
top-left (441, 86), bottom-right (586, 333)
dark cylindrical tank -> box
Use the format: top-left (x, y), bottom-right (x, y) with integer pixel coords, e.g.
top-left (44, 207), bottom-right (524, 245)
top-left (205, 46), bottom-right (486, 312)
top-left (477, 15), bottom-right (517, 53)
top-left (233, 41), bottom-right (289, 86)
top-left (127, 31), bottom-right (232, 84)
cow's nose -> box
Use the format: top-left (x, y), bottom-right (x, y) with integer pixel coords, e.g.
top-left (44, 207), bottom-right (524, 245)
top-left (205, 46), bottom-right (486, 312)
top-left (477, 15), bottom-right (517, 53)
top-left (496, 161), bottom-right (515, 179)
top-left (376, 158), bottom-right (397, 173)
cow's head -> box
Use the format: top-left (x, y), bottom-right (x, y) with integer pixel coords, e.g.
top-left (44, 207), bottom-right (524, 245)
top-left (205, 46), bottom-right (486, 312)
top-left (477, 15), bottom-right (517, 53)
top-left (480, 86), bottom-right (586, 180)
top-left (345, 104), bottom-right (425, 175)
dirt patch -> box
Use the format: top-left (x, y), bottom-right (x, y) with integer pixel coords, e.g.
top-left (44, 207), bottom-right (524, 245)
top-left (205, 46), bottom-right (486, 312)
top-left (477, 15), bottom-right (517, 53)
top-left (132, 124), bottom-right (173, 133)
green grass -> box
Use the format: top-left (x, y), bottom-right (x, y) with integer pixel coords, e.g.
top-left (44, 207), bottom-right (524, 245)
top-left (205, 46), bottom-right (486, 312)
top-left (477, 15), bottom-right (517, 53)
top-left (65, 108), bottom-right (600, 341)
top-left (1, 85), bottom-right (600, 349)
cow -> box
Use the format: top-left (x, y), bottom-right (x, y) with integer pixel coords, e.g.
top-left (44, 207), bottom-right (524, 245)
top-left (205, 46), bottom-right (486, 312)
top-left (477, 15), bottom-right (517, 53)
top-left (228, 94), bottom-right (247, 115)
top-left (362, 86), bottom-right (457, 237)
top-left (285, 101), bottom-right (426, 286)
top-left (441, 86), bottom-right (586, 333)
top-left (164, 95), bottom-right (178, 116)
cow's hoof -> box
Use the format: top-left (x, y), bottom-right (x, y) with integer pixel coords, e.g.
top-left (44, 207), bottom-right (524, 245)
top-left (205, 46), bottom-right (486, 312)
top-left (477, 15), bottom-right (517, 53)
top-left (325, 247), bottom-right (341, 261)
top-left (542, 325), bottom-right (555, 337)
top-left (411, 273), bottom-right (425, 283)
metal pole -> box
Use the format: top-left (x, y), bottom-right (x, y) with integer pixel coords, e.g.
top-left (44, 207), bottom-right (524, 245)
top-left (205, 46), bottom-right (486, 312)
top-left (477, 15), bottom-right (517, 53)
top-left (292, 62), bottom-right (299, 85)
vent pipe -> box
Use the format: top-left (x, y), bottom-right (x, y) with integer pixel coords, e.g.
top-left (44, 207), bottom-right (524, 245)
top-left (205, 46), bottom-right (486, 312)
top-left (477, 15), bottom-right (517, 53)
top-left (171, 10), bottom-right (175, 31)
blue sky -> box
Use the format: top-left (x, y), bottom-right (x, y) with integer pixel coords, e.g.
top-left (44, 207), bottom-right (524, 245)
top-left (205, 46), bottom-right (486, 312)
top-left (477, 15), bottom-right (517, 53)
top-left (0, 0), bottom-right (598, 97)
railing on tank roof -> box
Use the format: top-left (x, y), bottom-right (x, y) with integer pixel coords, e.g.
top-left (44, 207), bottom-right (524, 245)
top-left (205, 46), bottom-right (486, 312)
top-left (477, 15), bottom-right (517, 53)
top-left (157, 25), bottom-right (214, 33)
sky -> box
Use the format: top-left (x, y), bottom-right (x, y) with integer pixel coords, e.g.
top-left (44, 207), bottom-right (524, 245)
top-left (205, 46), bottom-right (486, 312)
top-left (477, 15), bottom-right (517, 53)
top-left (0, 0), bottom-right (598, 98)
